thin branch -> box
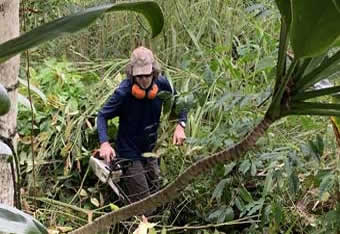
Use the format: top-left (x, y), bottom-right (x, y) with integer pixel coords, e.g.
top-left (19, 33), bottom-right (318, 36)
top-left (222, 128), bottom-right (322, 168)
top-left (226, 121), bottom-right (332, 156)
top-left (23, 0), bottom-right (37, 207)
top-left (159, 215), bottom-right (260, 232)
top-left (70, 164), bottom-right (91, 204)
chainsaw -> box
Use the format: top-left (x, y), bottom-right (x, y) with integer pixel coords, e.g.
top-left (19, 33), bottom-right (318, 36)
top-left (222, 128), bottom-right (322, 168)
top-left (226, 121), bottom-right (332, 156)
top-left (89, 150), bottom-right (133, 203)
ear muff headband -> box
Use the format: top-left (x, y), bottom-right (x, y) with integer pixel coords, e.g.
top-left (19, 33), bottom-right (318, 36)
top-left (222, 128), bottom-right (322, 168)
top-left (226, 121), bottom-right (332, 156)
top-left (131, 83), bottom-right (159, 100)
top-left (147, 83), bottom-right (158, 99)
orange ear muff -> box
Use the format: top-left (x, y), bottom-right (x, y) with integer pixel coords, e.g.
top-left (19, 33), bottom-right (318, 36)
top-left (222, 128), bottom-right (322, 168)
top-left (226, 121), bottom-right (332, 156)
top-left (147, 83), bottom-right (159, 99)
top-left (132, 84), bottom-right (146, 99)
top-left (131, 83), bottom-right (159, 100)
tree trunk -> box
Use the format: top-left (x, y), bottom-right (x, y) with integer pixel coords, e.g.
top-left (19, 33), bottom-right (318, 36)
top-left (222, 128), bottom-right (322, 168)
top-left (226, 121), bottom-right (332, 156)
top-left (0, 0), bottom-right (20, 206)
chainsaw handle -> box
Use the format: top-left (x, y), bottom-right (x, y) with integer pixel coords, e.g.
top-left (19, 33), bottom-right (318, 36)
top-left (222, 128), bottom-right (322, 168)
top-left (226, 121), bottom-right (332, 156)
top-left (110, 158), bottom-right (133, 171)
top-left (92, 150), bottom-right (102, 160)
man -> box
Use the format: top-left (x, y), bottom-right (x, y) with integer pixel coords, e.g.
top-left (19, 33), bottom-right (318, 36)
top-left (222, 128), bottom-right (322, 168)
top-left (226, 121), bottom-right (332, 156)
top-left (97, 46), bottom-right (187, 203)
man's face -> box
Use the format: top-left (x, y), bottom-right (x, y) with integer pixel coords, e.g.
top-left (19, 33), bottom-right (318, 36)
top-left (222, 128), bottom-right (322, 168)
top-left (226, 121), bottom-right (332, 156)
top-left (135, 74), bottom-right (153, 89)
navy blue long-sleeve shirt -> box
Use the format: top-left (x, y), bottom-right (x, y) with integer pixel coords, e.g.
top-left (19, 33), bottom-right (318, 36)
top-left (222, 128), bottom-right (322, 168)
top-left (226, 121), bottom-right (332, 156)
top-left (97, 75), bottom-right (187, 160)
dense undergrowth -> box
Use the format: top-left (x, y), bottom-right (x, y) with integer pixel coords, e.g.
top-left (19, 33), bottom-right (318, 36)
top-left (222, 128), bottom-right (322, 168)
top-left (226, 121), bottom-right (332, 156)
top-left (17, 0), bottom-right (340, 233)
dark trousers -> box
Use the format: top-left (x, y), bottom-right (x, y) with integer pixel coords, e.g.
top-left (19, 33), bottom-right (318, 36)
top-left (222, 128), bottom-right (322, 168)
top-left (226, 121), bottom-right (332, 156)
top-left (122, 158), bottom-right (160, 203)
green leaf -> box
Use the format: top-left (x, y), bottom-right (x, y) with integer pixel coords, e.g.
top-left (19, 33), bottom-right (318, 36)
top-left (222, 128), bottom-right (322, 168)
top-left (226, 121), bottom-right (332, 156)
top-left (305, 134), bottom-right (324, 161)
top-left (335, 38), bottom-right (340, 47)
top-left (256, 56), bottom-right (276, 72)
top-left (239, 159), bottom-right (251, 175)
top-left (0, 83), bottom-right (11, 116)
top-left (208, 206), bottom-right (225, 220)
top-left (270, 60), bottom-right (298, 120)
top-left (18, 93), bottom-right (36, 113)
top-left (272, 201), bottom-right (285, 225)
top-left (223, 162), bottom-right (236, 176)
top-left (211, 178), bottom-right (229, 202)
top-left (239, 186), bottom-right (253, 203)
top-left (161, 227), bottom-right (167, 234)
top-left (251, 161), bottom-right (257, 176)
top-left (323, 203), bottom-right (340, 230)
top-left (319, 174), bottom-right (335, 200)
top-left (288, 171), bottom-right (299, 196)
top-left (320, 192), bottom-right (330, 202)
top-left (18, 78), bottom-right (47, 103)
top-left (287, 108), bottom-right (340, 117)
top-left (316, 134), bottom-right (324, 157)
top-left (287, 101), bottom-right (340, 117)
top-left (294, 56), bottom-right (324, 84)
top-left (291, 102), bottom-right (340, 111)
top-left (142, 152), bottom-right (159, 158)
top-left (263, 170), bottom-right (273, 196)
top-left (0, 1), bottom-right (164, 63)
top-left (240, 199), bottom-right (264, 217)
top-left (0, 204), bottom-right (48, 234)
top-left (109, 203), bottom-right (120, 211)
top-left (274, 0), bottom-right (291, 87)
top-left (208, 206), bottom-right (234, 223)
top-left (302, 55), bottom-right (327, 77)
top-left (158, 90), bottom-right (174, 114)
top-left (314, 169), bottom-right (332, 186)
top-left (290, 0), bottom-right (340, 58)
top-left (275, 0), bottom-right (292, 26)
top-left (248, 201), bottom-right (263, 216)
top-left (234, 197), bottom-right (245, 211)
top-left (294, 51), bottom-right (340, 92)
top-left (307, 140), bottom-right (321, 161)
top-left (174, 93), bottom-right (194, 116)
top-left (221, 207), bottom-right (234, 223)
top-left (292, 85), bottom-right (340, 101)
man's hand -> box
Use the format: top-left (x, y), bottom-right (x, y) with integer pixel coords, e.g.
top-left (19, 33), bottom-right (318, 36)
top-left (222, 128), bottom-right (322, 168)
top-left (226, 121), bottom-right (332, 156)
top-left (99, 142), bottom-right (116, 163)
top-left (173, 124), bottom-right (186, 145)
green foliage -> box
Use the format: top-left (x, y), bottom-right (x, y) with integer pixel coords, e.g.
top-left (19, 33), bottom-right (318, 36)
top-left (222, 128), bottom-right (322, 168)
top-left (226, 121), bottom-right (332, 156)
top-left (10, 0), bottom-right (340, 233)
top-left (0, 1), bottom-right (164, 63)
top-left (290, 0), bottom-right (340, 58)
top-left (275, 0), bottom-right (340, 58)
top-left (307, 134), bottom-right (324, 161)
top-left (0, 83), bottom-right (11, 116)
top-left (274, 0), bottom-right (291, 25)
top-left (17, 58), bottom-right (124, 203)
top-left (0, 204), bottom-right (48, 234)
top-left (319, 203), bottom-right (340, 233)
top-left (319, 174), bottom-right (335, 201)
top-left (268, 0), bottom-right (340, 120)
